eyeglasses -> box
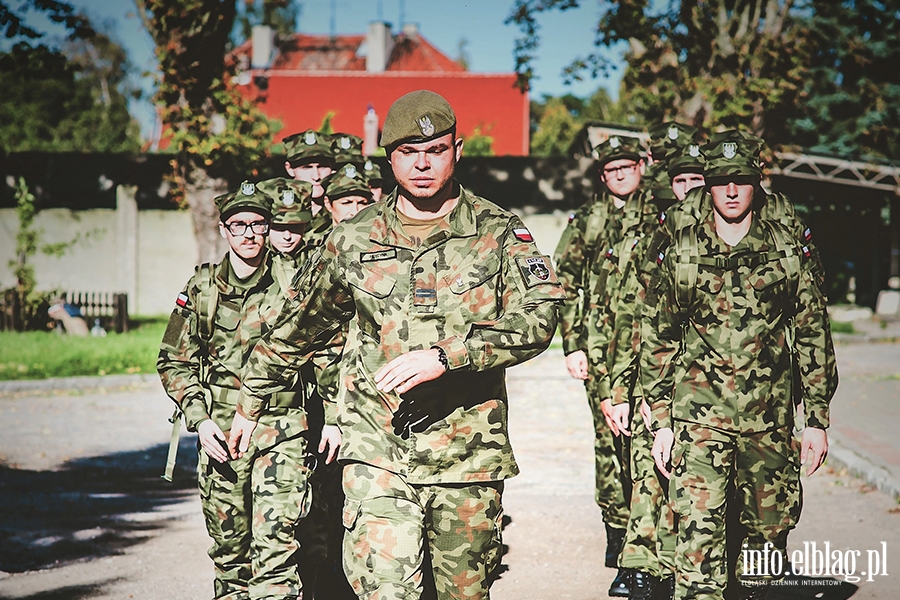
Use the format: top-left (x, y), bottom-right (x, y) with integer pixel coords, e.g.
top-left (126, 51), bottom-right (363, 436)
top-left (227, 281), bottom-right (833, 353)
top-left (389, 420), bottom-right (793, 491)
top-left (602, 162), bottom-right (639, 177)
top-left (225, 220), bottom-right (269, 236)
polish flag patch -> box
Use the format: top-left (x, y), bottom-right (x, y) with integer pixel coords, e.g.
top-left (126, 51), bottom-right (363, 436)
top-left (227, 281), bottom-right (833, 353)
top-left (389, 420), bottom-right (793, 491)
top-left (513, 228), bottom-right (534, 242)
top-left (176, 293), bottom-right (189, 308)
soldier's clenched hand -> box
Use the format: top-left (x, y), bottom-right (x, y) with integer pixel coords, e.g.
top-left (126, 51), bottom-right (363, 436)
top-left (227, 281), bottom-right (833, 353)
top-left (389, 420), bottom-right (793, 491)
top-left (564, 350), bottom-right (589, 380)
top-left (198, 419), bottom-right (231, 463)
top-left (800, 427), bottom-right (828, 476)
top-left (374, 348), bottom-right (446, 394)
top-left (228, 412), bottom-right (258, 459)
top-left (652, 427), bottom-right (675, 478)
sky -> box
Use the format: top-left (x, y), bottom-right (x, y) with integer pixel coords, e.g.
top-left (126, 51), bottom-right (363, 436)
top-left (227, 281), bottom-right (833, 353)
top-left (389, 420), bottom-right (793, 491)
top-left (22, 0), bottom-right (627, 140)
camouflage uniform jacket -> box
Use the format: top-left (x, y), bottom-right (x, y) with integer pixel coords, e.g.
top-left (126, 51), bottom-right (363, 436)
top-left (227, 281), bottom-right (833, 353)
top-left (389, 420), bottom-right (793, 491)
top-left (304, 209), bottom-right (333, 250)
top-left (158, 252), bottom-right (309, 440)
top-left (583, 189), bottom-right (659, 399)
top-left (642, 215), bottom-right (837, 434)
top-left (610, 187), bottom-right (827, 407)
top-left (238, 185), bottom-right (563, 484)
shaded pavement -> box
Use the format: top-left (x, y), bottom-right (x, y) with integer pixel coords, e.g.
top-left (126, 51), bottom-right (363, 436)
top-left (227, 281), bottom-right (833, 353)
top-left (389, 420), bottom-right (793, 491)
top-left (1, 339), bottom-right (899, 599)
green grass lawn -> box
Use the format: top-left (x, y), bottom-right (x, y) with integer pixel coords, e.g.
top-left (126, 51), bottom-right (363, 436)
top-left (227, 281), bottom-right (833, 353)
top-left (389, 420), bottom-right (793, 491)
top-left (0, 318), bottom-right (166, 380)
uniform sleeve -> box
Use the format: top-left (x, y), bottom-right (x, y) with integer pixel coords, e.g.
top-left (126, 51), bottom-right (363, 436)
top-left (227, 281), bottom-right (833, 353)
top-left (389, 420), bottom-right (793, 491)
top-left (432, 217), bottom-right (564, 372)
top-left (238, 241), bottom-right (355, 421)
top-left (312, 323), bottom-right (347, 425)
top-left (585, 269), bottom-right (614, 401)
top-left (640, 251), bottom-right (682, 431)
top-left (607, 257), bottom-right (643, 406)
top-left (793, 253), bottom-right (838, 429)
top-left (157, 276), bottom-right (212, 431)
top-left (553, 210), bottom-right (588, 355)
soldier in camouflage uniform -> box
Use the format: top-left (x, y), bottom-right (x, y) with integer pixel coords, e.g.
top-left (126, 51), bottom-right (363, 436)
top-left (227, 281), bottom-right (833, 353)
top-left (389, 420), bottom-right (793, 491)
top-left (364, 158), bottom-right (387, 202)
top-left (554, 134), bottom-right (656, 596)
top-left (601, 135), bottom-right (706, 600)
top-left (229, 89), bottom-right (563, 600)
top-left (331, 133), bottom-right (365, 168)
top-left (283, 129), bottom-right (336, 249)
top-left (323, 163), bottom-right (376, 227)
top-left (643, 138), bottom-right (838, 600)
top-left (158, 183), bottom-right (332, 599)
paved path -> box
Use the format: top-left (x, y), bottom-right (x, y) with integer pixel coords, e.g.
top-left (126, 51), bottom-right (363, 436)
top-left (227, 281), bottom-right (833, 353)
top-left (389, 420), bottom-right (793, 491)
top-left (1, 345), bottom-right (899, 599)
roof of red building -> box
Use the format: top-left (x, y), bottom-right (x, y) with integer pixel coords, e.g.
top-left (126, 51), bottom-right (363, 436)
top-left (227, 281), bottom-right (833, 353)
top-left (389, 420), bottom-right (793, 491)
top-left (235, 31), bottom-right (465, 73)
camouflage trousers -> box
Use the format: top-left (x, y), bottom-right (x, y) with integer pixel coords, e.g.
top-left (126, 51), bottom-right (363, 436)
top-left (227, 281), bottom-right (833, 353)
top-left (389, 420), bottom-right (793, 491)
top-left (341, 462), bottom-right (504, 600)
top-left (586, 382), bottom-right (630, 530)
top-left (197, 419), bottom-right (316, 600)
top-left (619, 405), bottom-right (676, 577)
top-left (669, 422), bottom-right (802, 600)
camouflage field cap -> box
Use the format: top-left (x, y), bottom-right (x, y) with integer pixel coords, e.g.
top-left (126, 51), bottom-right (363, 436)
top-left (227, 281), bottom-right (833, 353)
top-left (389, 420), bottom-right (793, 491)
top-left (363, 158), bottom-right (384, 182)
top-left (323, 163), bottom-right (373, 200)
top-left (667, 143), bottom-right (706, 178)
top-left (592, 135), bottom-right (643, 168)
top-left (648, 121), bottom-right (699, 162)
top-left (282, 129), bottom-right (335, 166)
top-left (256, 177), bottom-right (313, 224)
top-left (331, 133), bottom-right (364, 166)
top-left (703, 131), bottom-right (763, 179)
top-left (215, 180), bottom-right (273, 222)
top-left (380, 90), bottom-right (456, 149)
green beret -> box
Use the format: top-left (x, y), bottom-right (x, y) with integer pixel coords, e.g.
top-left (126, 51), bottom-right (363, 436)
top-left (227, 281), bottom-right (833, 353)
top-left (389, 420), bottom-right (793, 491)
top-left (703, 133), bottom-right (763, 179)
top-left (592, 135), bottom-right (643, 168)
top-left (380, 90), bottom-right (456, 149)
top-left (256, 177), bottom-right (313, 224)
top-left (215, 181), bottom-right (273, 222)
top-left (647, 121), bottom-right (699, 161)
top-left (324, 163), bottom-right (372, 200)
top-left (331, 133), bottom-right (364, 167)
top-left (363, 158), bottom-right (383, 182)
top-left (667, 143), bottom-right (706, 178)
top-left (283, 129), bottom-right (335, 166)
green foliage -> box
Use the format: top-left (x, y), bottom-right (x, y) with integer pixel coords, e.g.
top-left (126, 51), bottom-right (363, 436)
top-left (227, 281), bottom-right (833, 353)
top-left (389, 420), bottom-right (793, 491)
top-left (137, 0), bottom-right (282, 199)
top-left (233, 0), bottom-right (300, 46)
top-left (508, 0), bottom-right (900, 159)
top-left (0, 4), bottom-right (141, 152)
top-left (0, 320), bottom-right (165, 380)
top-left (829, 320), bottom-right (855, 335)
top-left (318, 111), bottom-right (335, 135)
top-left (7, 177), bottom-right (84, 330)
top-left (529, 88), bottom-right (635, 156)
top-left (462, 125), bottom-right (495, 157)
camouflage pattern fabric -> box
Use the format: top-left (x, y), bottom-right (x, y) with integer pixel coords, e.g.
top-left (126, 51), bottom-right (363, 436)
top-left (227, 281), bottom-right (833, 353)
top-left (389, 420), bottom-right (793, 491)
top-left (158, 253), bottom-right (320, 599)
top-left (341, 462), bottom-right (503, 600)
top-left (669, 423), bottom-right (802, 599)
top-left (238, 184), bottom-right (563, 485)
top-left (304, 208), bottom-right (333, 249)
top-left (618, 406), bottom-right (674, 578)
top-left (643, 215), bottom-right (837, 433)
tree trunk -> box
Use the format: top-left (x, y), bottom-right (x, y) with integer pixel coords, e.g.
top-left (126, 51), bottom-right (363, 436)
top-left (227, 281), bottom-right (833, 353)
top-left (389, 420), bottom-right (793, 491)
top-left (185, 167), bottom-right (228, 266)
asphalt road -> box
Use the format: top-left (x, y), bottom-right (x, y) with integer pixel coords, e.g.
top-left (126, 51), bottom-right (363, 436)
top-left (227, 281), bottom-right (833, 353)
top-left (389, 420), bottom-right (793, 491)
top-left (0, 346), bottom-right (898, 599)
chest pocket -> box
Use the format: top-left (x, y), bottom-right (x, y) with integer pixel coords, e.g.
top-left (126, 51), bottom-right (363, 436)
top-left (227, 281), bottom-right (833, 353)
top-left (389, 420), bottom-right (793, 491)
top-left (209, 299), bottom-right (241, 359)
top-left (749, 264), bottom-right (790, 317)
top-left (346, 262), bottom-right (397, 339)
top-left (442, 255), bottom-right (501, 318)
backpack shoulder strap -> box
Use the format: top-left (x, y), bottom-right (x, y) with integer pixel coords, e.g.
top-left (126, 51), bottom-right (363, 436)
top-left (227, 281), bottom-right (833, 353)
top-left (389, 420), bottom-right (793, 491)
top-left (759, 219), bottom-right (802, 298)
top-left (195, 263), bottom-right (218, 344)
top-left (672, 225), bottom-right (700, 311)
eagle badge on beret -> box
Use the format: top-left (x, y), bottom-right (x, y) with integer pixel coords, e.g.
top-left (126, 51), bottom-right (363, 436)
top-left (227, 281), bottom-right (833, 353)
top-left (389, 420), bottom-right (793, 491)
top-left (282, 190), bottom-right (295, 206)
top-left (365, 160), bottom-right (374, 172)
top-left (417, 115), bottom-right (435, 137)
top-left (667, 125), bottom-right (679, 140)
top-left (609, 136), bottom-right (621, 148)
top-left (723, 142), bottom-right (738, 159)
top-left (340, 137), bottom-right (351, 149)
top-left (241, 182), bottom-right (255, 195)
top-left (689, 144), bottom-right (700, 157)
top-left (304, 131), bottom-right (317, 145)
top-left (345, 164), bottom-right (358, 179)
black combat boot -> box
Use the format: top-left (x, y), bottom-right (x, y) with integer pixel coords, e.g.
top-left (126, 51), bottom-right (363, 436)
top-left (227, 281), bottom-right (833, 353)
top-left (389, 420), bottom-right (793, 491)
top-left (629, 570), bottom-right (659, 600)
top-left (605, 524), bottom-right (626, 568)
top-left (654, 575), bottom-right (675, 600)
top-left (609, 568), bottom-right (632, 597)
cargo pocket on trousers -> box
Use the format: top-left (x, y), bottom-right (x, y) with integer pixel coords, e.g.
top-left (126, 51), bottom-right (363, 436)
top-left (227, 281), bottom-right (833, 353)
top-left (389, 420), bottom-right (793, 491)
top-left (484, 504), bottom-right (505, 582)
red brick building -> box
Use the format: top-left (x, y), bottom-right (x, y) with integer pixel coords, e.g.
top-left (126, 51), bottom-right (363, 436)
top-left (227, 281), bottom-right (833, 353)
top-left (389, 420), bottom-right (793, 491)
top-left (234, 23), bottom-right (529, 156)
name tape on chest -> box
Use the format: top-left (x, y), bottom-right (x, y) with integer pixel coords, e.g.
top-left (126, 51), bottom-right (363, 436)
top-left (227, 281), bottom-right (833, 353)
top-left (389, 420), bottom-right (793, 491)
top-left (360, 249), bottom-right (398, 263)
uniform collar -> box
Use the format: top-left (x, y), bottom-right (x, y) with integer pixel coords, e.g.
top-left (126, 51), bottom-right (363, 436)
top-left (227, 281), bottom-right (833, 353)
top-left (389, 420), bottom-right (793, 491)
top-left (369, 182), bottom-right (477, 248)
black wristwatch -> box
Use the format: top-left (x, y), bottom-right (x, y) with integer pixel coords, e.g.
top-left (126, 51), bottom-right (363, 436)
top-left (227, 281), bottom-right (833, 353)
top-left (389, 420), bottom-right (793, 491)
top-left (433, 346), bottom-right (449, 372)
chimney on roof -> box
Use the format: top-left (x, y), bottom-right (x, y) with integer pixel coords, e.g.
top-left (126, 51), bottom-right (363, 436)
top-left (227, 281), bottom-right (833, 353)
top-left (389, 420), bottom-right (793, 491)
top-left (366, 21), bottom-right (393, 73)
top-left (251, 25), bottom-right (275, 69)
top-left (402, 23), bottom-right (418, 37)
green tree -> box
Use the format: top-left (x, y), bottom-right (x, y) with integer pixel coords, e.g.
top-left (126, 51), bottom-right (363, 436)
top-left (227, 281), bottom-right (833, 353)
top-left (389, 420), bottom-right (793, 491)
top-left (530, 96), bottom-right (581, 156)
top-left (136, 0), bottom-right (283, 264)
top-left (0, 2), bottom-right (141, 152)
top-left (461, 125), bottom-right (495, 156)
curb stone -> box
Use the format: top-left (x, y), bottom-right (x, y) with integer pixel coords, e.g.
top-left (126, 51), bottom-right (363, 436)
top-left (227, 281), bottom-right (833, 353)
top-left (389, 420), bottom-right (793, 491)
top-left (826, 433), bottom-right (900, 502)
top-left (0, 373), bottom-right (157, 395)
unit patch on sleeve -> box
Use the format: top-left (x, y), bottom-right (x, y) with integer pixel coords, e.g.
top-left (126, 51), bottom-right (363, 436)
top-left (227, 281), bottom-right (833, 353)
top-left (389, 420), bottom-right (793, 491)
top-left (517, 255), bottom-right (558, 287)
top-left (360, 249), bottom-right (398, 263)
